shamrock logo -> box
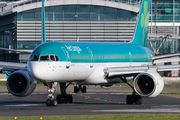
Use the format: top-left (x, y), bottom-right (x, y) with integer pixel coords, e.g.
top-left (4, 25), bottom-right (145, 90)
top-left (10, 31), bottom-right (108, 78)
top-left (140, 1), bottom-right (149, 30)
top-left (140, 0), bottom-right (149, 46)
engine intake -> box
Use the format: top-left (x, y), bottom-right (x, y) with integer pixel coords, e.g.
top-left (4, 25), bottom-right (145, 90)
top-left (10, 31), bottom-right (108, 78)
top-left (134, 70), bottom-right (164, 98)
top-left (7, 70), bottom-right (37, 97)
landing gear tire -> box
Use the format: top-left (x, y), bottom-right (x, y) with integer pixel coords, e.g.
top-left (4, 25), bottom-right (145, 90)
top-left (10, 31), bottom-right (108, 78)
top-left (74, 85), bottom-right (87, 93)
top-left (74, 86), bottom-right (78, 93)
top-left (65, 95), bottom-right (73, 103)
top-left (126, 95), bottom-right (134, 104)
top-left (81, 86), bottom-right (86, 93)
top-left (135, 96), bottom-right (143, 105)
top-left (126, 95), bottom-right (143, 105)
top-left (56, 94), bottom-right (73, 104)
top-left (56, 94), bottom-right (64, 104)
top-left (46, 99), bottom-right (52, 106)
top-left (51, 99), bottom-right (58, 106)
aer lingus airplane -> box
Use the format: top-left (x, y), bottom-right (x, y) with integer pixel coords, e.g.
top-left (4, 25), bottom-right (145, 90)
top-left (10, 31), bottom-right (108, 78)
top-left (1, 0), bottom-right (180, 107)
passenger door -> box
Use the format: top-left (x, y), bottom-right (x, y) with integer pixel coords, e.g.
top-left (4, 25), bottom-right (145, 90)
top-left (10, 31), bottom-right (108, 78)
top-left (87, 47), bottom-right (94, 68)
top-left (61, 47), bottom-right (71, 68)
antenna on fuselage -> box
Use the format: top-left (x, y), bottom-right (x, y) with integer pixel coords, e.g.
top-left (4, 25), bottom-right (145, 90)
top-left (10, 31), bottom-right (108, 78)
top-left (41, 0), bottom-right (46, 43)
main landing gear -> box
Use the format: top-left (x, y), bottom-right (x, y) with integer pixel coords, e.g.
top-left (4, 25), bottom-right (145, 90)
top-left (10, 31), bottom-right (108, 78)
top-left (74, 85), bottom-right (86, 93)
top-left (45, 82), bottom-right (73, 107)
top-left (120, 76), bottom-right (143, 105)
top-left (56, 82), bottom-right (73, 104)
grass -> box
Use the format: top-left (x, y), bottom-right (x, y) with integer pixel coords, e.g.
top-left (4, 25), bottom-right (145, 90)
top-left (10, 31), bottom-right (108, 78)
top-left (0, 81), bottom-right (6, 86)
top-left (1, 114), bottom-right (180, 120)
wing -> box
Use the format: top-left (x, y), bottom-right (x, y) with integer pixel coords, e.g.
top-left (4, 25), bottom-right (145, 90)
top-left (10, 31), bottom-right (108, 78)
top-left (0, 48), bottom-right (30, 71)
top-left (0, 48), bottom-right (31, 54)
top-left (104, 53), bottom-right (180, 78)
top-left (0, 48), bottom-right (30, 72)
top-left (0, 61), bottom-right (27, 71)
top-left (105, 64), bottom-right (180, 78)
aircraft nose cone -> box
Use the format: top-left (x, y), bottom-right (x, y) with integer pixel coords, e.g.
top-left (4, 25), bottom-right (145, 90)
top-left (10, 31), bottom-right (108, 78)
top-left (29, 62), bottom-right (47, 81)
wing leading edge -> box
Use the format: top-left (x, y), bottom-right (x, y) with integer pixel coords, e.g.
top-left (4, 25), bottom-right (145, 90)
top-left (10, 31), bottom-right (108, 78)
top-left (0, 48), bottom-right (29, 71)
top-left (0, 48), bottom-right (31, 54)
top-left (105, 64), bottom-right (180, 78)
top-left (104, 53), bottom-right (180, 78)
top-left (0, 61), bottom-right (27, 71)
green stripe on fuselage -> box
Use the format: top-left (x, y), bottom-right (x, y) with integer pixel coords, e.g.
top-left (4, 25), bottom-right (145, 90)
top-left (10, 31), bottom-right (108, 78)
top-left (31, 41), bottom-right (153, 63)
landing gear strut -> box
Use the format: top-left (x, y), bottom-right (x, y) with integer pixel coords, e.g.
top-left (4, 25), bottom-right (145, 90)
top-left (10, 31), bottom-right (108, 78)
top-left (46, 82), bottom-right (58, 107)
top-left (56, 82), bottom-right (73, 104)
top-left (120, 76), bottom-right (143, 105)
top-left (74, 85), bottom-right (86, 93)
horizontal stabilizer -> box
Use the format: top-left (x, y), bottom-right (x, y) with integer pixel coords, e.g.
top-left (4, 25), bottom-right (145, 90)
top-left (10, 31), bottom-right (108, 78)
top-left (152, 53), bottom-right (180, 64)
top-left (153, 58), bottom-right (180, 64)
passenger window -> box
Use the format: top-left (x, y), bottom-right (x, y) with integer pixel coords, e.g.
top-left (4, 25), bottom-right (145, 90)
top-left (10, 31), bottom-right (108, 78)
top-left (30, 55), bottom-right (39, 61)
top-left (40, 55), bottom-right (49, 61)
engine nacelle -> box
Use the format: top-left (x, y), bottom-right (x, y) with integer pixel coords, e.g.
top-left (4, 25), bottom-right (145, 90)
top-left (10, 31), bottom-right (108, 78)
top-left (134, 70), bottom-right (164, 98)
top-left (6, 70), bottom-right (37, 97)
top-left (100, 84), bottom-right (114, 89)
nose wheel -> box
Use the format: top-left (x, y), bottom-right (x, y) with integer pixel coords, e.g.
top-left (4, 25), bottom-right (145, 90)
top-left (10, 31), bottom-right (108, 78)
top-left (46, 99), bottom-right (58, 106)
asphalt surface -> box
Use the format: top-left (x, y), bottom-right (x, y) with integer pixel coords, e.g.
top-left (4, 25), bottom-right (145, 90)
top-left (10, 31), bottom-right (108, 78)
top-left (0, 85), bottom-right (180, 117)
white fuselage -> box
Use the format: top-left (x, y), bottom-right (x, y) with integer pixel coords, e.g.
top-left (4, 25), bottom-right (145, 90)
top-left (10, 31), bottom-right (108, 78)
top-left (28, 61), bottom-right (152, 85)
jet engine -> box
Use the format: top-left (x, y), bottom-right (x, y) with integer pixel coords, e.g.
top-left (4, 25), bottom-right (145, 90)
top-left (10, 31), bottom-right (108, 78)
top-left (100, 84), bottom-right (114, 89)
top-left (6, 70), bottom-right (37, 97)
top-left (134, 70), bottom-right (164, 98)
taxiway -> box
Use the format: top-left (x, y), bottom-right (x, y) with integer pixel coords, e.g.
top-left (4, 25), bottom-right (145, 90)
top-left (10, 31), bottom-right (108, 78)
top-left (0, 85), bottom-right (180, 117)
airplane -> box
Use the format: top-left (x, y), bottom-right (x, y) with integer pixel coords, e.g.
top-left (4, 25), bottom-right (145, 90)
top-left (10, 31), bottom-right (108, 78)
top-left (1, 0), bottom-right (180, 107)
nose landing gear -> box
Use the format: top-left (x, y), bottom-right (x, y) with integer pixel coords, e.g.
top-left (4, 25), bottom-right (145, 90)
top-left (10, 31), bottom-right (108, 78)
top-left (45, 82), bottom-right (58, 107)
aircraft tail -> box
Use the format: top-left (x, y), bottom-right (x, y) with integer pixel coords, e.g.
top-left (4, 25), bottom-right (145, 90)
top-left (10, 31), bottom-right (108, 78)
top-left (131, 0), bottom-right (151, 47)
top-left (41, 0), bottom-right (46, 43)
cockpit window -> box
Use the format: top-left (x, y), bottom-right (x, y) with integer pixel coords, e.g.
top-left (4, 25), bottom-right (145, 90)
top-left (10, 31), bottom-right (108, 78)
top-left (40, 55), bottom-right (49, 61)
top-left (30, 55), bottom-right (39, 61)
top-left (50, 55), bottom-right (55, 61)
top-left (39, 55), bottom-right (60, 62)
top-left (55, 56), bottom-right (59, 61)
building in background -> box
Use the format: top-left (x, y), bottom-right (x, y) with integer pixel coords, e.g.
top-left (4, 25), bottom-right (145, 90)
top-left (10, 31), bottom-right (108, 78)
top-left (0, 0), bottom-right (180, 63)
